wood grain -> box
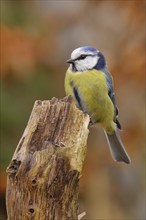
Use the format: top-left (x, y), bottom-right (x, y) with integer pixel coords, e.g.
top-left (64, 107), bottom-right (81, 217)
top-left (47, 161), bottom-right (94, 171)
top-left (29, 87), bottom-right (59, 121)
top-left (6, 96), bottom-right (89, 220)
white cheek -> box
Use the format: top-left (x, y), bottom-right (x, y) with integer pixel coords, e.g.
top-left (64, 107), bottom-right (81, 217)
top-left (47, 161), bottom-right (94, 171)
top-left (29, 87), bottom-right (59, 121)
top-left (85, 56), bottom-right (98, 69)
top-left (76, 56), bottom-right (98, 72)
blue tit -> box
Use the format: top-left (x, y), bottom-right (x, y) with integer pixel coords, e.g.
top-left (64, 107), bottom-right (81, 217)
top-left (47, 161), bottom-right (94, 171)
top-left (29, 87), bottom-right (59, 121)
top-left (65, 46), bottom-right (131, 164)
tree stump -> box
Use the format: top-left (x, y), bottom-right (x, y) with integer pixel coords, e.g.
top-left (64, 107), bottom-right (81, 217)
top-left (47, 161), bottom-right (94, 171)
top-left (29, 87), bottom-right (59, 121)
top-left (6, 96), bottom-right (90, 220)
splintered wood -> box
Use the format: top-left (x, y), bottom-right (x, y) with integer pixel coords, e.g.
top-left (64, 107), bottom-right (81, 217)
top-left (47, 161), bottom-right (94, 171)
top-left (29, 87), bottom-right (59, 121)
top-left (6, 96), bottom-right (89, 220)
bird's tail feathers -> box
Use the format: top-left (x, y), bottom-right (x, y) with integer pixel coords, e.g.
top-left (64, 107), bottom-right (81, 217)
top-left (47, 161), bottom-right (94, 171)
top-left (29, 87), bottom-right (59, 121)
top-left (105, 129), bottom-right (131, 164)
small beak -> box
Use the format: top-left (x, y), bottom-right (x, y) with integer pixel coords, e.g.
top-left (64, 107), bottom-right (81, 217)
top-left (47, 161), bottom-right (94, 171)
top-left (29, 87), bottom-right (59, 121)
top-left (66, 59), bottom-right (75, 64)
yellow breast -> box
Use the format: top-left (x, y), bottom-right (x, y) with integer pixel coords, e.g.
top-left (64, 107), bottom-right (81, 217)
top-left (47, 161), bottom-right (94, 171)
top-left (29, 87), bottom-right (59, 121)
top-left (65, 68), bottom-right (114, 126)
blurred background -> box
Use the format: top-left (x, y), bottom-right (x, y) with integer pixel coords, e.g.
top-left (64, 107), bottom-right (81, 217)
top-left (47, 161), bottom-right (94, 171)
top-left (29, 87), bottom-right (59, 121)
top-left (0, 1), bottom-right (145, 219)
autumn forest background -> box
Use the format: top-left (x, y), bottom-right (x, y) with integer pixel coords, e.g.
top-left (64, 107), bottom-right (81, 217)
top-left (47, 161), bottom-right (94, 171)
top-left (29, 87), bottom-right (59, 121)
top-left (0, 1), bottom-right (145, 219)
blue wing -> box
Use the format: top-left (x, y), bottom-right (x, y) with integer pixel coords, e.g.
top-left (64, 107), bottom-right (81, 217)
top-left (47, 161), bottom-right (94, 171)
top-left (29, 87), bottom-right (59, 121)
top-left (103, 69), bottom-right (122, 129)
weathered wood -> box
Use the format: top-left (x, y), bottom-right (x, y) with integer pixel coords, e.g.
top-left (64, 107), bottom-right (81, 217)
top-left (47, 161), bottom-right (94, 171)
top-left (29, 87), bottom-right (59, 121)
top-left (6, 96), bottom-right (89, 220)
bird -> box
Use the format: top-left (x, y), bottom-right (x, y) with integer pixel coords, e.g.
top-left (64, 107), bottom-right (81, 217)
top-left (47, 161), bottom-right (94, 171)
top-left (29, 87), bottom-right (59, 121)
top-left (65, 46), bottom-right (131, 164)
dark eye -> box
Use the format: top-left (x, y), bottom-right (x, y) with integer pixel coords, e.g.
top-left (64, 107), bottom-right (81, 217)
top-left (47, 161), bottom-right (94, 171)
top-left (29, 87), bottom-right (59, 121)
top-left (79, 55), bottom-right (87, 60)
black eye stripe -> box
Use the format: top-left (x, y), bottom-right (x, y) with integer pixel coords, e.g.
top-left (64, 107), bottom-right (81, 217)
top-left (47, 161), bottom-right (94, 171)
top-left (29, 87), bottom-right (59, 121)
top-left (79, 55), bottom-right (87, 59)
top-left (73, 54), bottom-right (95, 62)
top-left (77, 54), bottom-right (96, 61)
top-left (76, 55), bottom-right (87, 60)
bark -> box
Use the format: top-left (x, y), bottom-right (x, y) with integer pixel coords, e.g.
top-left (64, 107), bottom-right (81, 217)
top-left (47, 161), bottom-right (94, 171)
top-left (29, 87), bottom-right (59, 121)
top-left (6, 96), bottom-right (89, 220)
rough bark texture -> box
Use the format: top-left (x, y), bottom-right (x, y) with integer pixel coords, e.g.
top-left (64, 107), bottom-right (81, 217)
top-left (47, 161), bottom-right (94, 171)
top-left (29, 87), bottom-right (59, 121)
top-left (6, 96), bottom-right (89, 220)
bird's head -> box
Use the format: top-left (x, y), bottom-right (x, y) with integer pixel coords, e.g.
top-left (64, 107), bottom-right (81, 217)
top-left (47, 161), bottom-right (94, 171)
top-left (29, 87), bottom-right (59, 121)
top-left (67, 46), bottom-right (106, 72)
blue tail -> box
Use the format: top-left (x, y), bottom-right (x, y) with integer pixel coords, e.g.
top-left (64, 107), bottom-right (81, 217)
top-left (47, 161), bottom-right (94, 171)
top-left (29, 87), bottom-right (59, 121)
top-left (105, 129), bottom-right (131, 164)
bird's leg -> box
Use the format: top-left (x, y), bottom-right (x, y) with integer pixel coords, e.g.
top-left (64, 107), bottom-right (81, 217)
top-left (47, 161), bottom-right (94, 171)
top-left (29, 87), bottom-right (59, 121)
top-left (89, 120), bottom-right (96, 127)
top-left (80, 110), bottom-right (97, 128)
